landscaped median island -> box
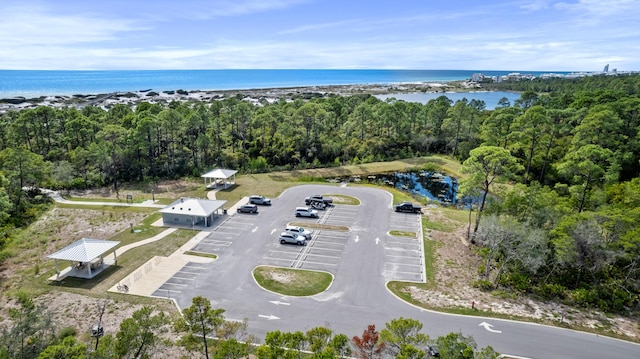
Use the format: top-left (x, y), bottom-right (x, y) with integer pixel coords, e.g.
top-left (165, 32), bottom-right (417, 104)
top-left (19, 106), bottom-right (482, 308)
top-left (326, 194), bottom-right (360, 205)
top-left (253, 266), bottom-right (333, 296)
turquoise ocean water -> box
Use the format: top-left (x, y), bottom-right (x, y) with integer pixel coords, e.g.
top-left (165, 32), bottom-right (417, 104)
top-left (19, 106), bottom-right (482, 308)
top-left (0, 69), bottom-right (556, 99)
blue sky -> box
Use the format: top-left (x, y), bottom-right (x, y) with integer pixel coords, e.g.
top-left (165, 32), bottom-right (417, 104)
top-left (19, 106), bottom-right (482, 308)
top-left (1, 0), bottom-right (638, 71)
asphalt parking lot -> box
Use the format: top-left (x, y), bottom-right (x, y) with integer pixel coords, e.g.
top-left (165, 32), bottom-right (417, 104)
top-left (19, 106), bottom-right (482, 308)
top-left (384, 211), bottom-right (424, 282)
top-left (151, 185), bottom-right (424, 301)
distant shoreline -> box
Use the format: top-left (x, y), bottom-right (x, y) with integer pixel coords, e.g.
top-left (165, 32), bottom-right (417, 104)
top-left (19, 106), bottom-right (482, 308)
top-left (1, 81), bottom-right (479, 112)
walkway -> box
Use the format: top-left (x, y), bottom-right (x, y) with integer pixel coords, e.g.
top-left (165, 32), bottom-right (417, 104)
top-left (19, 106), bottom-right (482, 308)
top-left (107, 230), bottom-right (214, 296)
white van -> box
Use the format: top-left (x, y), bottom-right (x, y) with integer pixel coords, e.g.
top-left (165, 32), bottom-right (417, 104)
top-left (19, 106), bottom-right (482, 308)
top-left (294, 207), bottom-right (319, 218)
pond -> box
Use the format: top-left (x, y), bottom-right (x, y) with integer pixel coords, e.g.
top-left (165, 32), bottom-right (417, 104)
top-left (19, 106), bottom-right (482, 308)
top-left (329, 170), bottom-right (459, 204)
top-left (374, 91), bottom-right (521, 110)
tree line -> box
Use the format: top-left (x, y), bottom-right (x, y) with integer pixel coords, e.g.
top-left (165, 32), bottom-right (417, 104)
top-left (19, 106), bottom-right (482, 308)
top-left (1, 294), bottom-right (498, 359)
top-left (1, 74), bottom-right (639, 312)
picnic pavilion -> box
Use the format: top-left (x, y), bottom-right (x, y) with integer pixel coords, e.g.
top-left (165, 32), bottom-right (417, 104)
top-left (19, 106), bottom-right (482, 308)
top-left (202, 168), bottom-right (237, 189)
top-left (47, 238), bottom-right (120, 281)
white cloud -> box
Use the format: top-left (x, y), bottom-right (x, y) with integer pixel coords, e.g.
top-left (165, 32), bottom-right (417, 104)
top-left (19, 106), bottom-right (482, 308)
top-left (0, 3), bottom-right (144, 47)
top-left (520, 0), bottom-right (552, 11)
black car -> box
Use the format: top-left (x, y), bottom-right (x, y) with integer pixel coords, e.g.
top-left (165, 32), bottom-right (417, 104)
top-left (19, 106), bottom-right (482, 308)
top-left (237, 204), bottom-right (258, 214)
top-left (427, 345), bottom-right (439, 357)
top-left (394, 201), bottom-right (422, 213)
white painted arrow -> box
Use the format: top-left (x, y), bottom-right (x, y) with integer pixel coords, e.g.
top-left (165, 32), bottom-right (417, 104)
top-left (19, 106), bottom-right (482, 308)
top-left (375, 237), bottom-right (380, 244)
top-left (252, 227), bottom-right (258, 233)
top-left (271, 228), bottom-right (276, 235)
top-left (479, 321), bottom-right (502, 333)
top-left (354, 235), bottom-right (360, 243)
top-left (269, 300), bottom-right (290, 306)
top-left (259, 314), bottom-right (280, 320)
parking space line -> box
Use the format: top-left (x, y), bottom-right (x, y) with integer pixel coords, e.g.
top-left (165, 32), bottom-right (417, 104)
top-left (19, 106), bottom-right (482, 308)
top-left (297, 259), bottom-right (338, 267)
top-left (384, 261), bottom-right (422, 268)
top-left (311, 242), bottom-right (347, 249)
top-left (307, 246), bottom-right (343, 253)
top-left (304, 252), bottom-right (341, 260)
top-left (384, 269), bottom-right (422, 275)
top-left (177, 269), bottom-right (203, 274)
top-left (200, 240), bottom-right (232, 246)
top-left (263, 257), bottom-right (297, 265)
top-left (386, 253), bottom-right (422, 259)
top-left (268, 248), bottom-right (305, 255)
top-left (160, 282), bottom-right (189, 287)
top-left (172, 275), bottom-right (195, 280)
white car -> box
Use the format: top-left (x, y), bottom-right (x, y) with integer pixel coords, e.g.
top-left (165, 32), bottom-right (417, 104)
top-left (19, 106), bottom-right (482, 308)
top-left (294, 207), bottom-right (319, 218)
top-left (278, 232), bottom-right (306, 245)
top-left (285, 225), bottom-right (312, 240)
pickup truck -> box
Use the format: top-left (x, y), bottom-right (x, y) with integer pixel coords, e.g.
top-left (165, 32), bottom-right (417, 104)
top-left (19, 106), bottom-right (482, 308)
top-left (394, 201), bottom-right (422, 213)
top-left (305, 195), bottom-right (333, 206)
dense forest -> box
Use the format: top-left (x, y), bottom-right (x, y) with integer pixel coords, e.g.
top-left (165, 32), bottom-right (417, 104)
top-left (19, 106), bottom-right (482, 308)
top-left (1, 74), bottom-right (639, 314)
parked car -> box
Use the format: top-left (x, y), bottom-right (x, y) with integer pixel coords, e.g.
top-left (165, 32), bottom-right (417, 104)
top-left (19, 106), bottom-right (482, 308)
top-left (305, 195), bottom-right (333, 205)
top-left (294, 207), bottom-right (319, 218)
top-left (249, 195), bottom-right (271, 205)
top-left (394, 201), bottom-right (422, 213)
top-left (309, 200), bottom-right (327, 210)
top-left (285, 225), bottom-right (312, 240)
top-left (426, 345), bottom-right (440, 357)
top-left (278, 232), bottom-right (306, 245)
top-left (237, 204), bottom-right (258, 214)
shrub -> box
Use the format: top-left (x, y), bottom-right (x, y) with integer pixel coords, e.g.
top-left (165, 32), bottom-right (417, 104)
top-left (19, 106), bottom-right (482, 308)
top-left (570, 288), bottom-right (598, 308)
top-left (58, 326), bottom-right (77, 339)
top-left (472, 279), bottom-right (493, 291)
top-left (534, 283), bottom-right (567, 300)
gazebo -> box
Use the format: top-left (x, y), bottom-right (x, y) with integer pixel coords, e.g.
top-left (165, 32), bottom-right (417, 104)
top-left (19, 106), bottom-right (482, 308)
top-left (47, 238), bottom-right (120, 280)
top-left (202, 168), bottom-right (237, 189)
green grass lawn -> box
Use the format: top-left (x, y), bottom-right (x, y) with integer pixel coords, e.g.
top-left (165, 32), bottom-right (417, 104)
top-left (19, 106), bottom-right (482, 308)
top-left (253, 266), bottom-right (333, 296)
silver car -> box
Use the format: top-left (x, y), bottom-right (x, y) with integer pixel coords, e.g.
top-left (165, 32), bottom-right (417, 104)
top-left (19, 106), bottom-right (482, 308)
top-left (294, 207), bottom-right (319, 218)
top-left (278, 232), bottom-right (306, 245)
top-left (285, 225), bottom-right (312, 240)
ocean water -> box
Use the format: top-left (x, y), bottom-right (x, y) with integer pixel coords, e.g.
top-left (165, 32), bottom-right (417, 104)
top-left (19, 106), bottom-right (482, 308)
top-left (0, 69), bottom-right (556, 99)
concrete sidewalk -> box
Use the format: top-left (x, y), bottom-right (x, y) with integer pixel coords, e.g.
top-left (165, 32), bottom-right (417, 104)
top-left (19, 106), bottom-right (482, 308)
top-left (108, 231), bottom-right (214, 296)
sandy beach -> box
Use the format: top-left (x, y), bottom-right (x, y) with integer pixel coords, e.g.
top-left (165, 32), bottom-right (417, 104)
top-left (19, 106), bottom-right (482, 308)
top-left (0, 81), bottom-right (474, 113)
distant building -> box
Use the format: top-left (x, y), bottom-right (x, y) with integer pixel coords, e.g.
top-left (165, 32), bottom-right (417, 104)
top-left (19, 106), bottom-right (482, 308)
top-left (603, 64), bottom-right (609, 73)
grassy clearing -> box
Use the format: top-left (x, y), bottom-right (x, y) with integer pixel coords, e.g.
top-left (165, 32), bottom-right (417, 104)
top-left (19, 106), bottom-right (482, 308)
top-left (422, 217), bottom-right (456, 232)
top-left (65, 196), bottom-right (149, 204)
top-left (109, 213), bottom-right (164, 245)
top-left (54, 203), bottom-right (158, 213)
top-left (440, 207), bottom-right (473, 224)
top-left (389, 230), bottom-right (417, 238)
top-left (253, 266), bottom-right (332, 296)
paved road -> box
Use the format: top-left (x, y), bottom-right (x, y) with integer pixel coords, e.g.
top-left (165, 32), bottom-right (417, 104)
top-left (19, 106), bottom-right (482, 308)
top-left (155, 184), bottom-right (639, 359)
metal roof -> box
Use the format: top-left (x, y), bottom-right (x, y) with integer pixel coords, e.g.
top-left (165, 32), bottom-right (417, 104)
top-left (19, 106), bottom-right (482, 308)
top-left (47, 238), bottom-right (120, 262)
top-left (201, 168), bottom-right (237, 179)
top-left (159, 198), bottom-right (226, 216)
